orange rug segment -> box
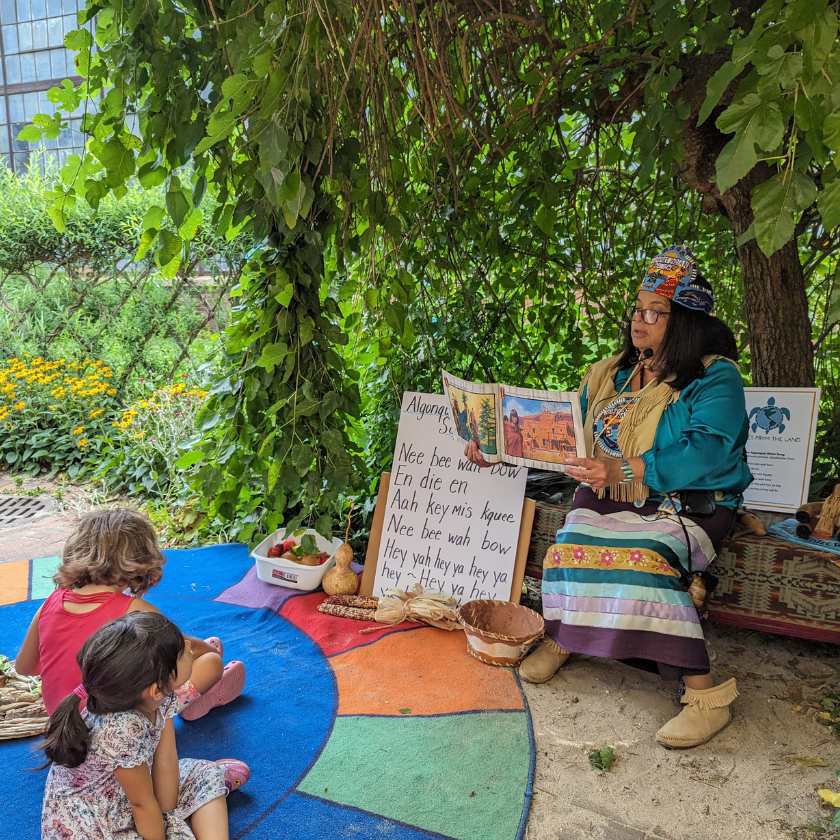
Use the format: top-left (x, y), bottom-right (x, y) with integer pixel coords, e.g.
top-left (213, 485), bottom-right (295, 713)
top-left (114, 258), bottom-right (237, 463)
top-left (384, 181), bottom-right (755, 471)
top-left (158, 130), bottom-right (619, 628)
top-left (0, 560), bottom-right (28, 606)
top-left (331, 626), bottom-right (524, 717)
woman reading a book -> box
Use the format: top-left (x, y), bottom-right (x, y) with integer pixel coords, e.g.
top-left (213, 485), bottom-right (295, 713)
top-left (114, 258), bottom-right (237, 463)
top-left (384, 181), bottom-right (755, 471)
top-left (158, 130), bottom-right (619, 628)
top-left (467, 245), bottom-right (752, 749)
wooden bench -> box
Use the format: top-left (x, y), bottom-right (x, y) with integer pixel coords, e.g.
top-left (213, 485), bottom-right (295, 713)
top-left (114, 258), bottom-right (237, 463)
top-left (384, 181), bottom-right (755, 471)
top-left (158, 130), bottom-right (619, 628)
top-left (523, 499), bottom-right (840, 644)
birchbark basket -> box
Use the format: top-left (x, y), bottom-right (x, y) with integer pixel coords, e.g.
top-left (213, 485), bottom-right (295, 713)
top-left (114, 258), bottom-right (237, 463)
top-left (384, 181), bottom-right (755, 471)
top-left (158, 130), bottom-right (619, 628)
top-left (457, 599), bottom-right (544, 667)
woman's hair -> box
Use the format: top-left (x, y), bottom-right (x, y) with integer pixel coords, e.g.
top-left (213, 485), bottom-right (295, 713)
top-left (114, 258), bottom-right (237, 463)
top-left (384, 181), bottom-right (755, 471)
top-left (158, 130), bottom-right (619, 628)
top-left (617, 272), bottom-right (739, 390)
top-left (54, 509), bottom-right (164, 594)
top-left (42, 612), bottom-right (185, 768)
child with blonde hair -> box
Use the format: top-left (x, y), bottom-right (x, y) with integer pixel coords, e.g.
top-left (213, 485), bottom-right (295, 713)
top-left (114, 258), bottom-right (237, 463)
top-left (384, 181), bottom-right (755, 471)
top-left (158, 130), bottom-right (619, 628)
top-left (16, 508), bottom-right (245, 719)
top-left (41, 611), bottom-right (249, 840)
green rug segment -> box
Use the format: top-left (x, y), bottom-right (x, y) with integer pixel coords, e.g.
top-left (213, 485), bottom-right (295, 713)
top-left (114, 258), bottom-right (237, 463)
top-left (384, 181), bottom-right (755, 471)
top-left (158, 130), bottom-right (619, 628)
top-left (31, 555), bottom-right (61, 600)
top-left (299, 712), bottom-right (531, 840)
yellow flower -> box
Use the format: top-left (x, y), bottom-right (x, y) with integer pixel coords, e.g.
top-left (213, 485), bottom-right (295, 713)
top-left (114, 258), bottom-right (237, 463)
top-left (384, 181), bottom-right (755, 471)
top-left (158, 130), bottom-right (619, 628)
top-left (71, 425), bottom-right (84, 436)
top-left (89, 408), bottom-right (104, 419)
top-left (107, 388), bottom-right (117, 397)
top-left (13, 401), bottom-right (24, 411)
top-left (77, 438), bottom-right (89, 448)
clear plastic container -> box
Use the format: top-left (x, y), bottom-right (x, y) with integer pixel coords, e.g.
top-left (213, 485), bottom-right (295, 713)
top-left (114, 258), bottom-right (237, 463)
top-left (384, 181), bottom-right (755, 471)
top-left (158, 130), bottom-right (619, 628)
top-left (251, 528), bottom-right (343, 591)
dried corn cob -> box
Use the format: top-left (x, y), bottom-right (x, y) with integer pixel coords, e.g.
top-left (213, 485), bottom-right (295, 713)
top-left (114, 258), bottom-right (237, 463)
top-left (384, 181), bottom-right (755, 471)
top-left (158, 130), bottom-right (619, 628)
top-left (322, 594), bottom-right (379, 610)
top-left (318, 603), bottom-right (377, 621)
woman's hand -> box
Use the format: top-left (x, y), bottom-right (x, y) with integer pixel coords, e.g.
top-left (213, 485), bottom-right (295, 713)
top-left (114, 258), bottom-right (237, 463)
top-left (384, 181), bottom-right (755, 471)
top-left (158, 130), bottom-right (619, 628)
top-left (563, 457), bottom-right (616, 490)
top-left (563, 456), bottom-right (644, 490)
top-left (463, 439), bottom-right (491, 468)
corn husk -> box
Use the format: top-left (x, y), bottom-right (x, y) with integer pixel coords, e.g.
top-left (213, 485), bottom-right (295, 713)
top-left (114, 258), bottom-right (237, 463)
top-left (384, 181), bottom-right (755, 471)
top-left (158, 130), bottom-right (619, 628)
top-left (0, 656), bottom-right (48, 741)
top-left (362, 585), bottom-right (460, 632)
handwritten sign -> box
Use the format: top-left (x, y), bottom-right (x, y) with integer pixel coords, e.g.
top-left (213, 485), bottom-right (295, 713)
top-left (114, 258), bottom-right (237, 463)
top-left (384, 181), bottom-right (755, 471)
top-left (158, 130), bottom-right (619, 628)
top-left (369, 392), bottom-right (528, 603)
top-left (742, 387), bottom-right (820, 513)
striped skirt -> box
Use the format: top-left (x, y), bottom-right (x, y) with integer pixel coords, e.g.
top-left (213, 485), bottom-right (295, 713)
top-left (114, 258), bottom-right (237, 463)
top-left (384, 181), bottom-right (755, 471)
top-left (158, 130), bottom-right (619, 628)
top-left (542, 487), bottom-right (735, 672)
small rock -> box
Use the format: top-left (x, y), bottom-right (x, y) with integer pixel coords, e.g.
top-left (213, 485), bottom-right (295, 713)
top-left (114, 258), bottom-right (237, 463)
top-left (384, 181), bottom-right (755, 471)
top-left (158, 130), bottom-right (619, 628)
top-left (793, 660), bottom-right (836, 679)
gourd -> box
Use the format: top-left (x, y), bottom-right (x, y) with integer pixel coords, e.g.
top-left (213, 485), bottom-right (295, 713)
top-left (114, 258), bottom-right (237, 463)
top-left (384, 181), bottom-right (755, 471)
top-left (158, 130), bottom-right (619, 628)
top-left (322, 504), bottom-right (359, 595)
top-left (322, 543), bottom-right (358, 595)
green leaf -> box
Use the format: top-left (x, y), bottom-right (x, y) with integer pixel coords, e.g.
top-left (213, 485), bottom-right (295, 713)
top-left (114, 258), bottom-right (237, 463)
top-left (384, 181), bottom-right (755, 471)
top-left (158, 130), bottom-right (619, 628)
top-left (817, 176), bottom-right (840, 229)
top-left (64, 27), bottom-right (92, 51)
top-left (135, 228), bottom-right (157, 261)
top-left (256, 342), bottom-right (289, 371)
top-left (47, 203), bottom-right (66, 233)
top-left (178, 208), bottom-right (202, 240)
top-left (221, 73), bottom-right (248, 100)
top-left (137, 162), bottom-right (167, 188)
top-left (786, 0), bottom-right (827, 32)
top-left (267, 459), bottom-right (280, 493)
top-left (823, 113), bottom-right (840, 152)
top-left (274, 284), bottom-right (294, 308)
top-left (715, 97), bottom-right (785, 191)
top-left (797, 8), bottom-right (838, 75)
top-left (588, 746), bottom-right (617, 772)
top-left (175, 449), bottom-right (203, 469)
top-left (143, 205), bottom-right (165, 231)
top-left (752, 172), bottom-right (817, 256)
top-left (534, 204), bottom-right (555, 237)
top-left (715, 134), bottom-right (759, 193)
top-left (16, 124), bottom-right (43, 142)
top-left (96, 137), bottom-right (135, 184)
top-left (156, 228), bottom-right (181, 267)
top-left (166, 187), bottom-right (190, 227)
top-left (698, 61), bottom-right (741, 126)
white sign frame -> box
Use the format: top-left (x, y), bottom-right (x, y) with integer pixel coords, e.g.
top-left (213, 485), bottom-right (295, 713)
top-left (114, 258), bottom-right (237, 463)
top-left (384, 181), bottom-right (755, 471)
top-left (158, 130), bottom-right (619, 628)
top-left (742, 386), bottom-right (820, 513)
top-left (364, 392), bottom-right (529, 604)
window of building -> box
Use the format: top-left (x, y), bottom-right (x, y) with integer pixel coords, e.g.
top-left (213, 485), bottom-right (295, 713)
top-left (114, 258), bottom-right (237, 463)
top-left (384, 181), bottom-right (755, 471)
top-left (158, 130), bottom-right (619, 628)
top-left (0, 0), bottom-right (91, 171)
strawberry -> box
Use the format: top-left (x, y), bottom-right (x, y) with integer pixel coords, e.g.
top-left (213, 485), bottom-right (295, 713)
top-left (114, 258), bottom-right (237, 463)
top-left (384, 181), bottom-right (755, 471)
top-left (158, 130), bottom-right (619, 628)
top-left (267, 544), bottom-right (284, 558)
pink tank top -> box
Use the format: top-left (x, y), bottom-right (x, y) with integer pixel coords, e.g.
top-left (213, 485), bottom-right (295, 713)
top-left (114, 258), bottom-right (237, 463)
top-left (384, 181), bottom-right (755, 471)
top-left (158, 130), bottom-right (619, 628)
top-left (38, 588), bottom-right (133, 714)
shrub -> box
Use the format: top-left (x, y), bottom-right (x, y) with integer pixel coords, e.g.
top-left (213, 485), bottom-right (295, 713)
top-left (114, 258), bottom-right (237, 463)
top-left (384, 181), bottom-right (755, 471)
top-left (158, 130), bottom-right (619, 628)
top-left (98, 381), bottom-right (208, 498)
top-left (0, 355), bottom-right (120, 476)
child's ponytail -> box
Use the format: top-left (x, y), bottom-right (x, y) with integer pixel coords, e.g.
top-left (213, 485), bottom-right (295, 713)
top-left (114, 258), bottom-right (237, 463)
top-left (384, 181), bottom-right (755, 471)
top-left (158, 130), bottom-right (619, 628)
top-left (42, 693), bottom-right (90, 768)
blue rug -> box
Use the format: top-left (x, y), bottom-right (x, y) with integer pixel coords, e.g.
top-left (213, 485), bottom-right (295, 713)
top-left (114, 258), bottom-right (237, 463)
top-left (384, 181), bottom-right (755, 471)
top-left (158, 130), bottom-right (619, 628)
top-left (0, 545), bottom-right (534, 839)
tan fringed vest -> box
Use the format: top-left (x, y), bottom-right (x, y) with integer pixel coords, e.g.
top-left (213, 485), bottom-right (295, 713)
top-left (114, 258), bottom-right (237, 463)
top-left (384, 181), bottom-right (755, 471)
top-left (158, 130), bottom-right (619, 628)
top-left (581, 353), bottom-right (732, 504)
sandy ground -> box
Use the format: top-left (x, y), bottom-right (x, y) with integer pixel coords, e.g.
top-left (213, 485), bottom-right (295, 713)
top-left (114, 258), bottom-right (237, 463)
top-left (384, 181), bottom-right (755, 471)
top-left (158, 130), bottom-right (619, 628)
top-left (2, 483), bottom-right (839, 840)
top-left (523, 624), bottom-right (840, 840)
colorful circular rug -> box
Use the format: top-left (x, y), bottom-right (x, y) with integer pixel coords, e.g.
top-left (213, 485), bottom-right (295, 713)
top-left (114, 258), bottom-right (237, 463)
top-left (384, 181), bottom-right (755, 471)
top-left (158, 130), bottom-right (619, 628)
top-left (0, 544), bottom-right (534, 839)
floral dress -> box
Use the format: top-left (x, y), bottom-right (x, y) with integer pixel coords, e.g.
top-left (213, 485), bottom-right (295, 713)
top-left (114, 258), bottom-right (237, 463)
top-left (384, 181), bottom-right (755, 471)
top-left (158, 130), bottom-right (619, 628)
top-left (41, 696), bottom-right (226, 840)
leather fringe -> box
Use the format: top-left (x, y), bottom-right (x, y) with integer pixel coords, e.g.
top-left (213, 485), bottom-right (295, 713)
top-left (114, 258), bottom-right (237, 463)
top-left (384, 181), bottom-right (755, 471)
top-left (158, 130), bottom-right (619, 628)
top-left (682, 678), bottom-right (738, 710)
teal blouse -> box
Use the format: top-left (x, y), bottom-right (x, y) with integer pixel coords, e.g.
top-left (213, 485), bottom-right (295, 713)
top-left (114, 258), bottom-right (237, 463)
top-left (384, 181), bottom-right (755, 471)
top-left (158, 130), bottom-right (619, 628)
top-left (581, 359), bottom-right (754, 508)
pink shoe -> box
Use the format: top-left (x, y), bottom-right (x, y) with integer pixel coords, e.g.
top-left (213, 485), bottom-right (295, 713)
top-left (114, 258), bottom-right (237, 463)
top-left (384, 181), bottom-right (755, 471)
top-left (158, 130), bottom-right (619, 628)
top-left (205, 637), bottom-right (223, 656)
top-left (216, 758), bottom-right (250, 794)
top-left (180, 660), bottom-right (246, 721)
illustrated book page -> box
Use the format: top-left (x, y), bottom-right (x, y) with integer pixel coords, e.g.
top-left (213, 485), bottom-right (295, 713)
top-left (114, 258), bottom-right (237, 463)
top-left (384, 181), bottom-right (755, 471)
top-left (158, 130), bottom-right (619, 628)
top-left (441, 371), bottom-right (585, 473)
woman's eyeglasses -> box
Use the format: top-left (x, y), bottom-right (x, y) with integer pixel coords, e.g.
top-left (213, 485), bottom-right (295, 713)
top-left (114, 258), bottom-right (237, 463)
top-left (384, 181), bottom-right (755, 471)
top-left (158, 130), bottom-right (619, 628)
top-left (631, 307), bottom-right (670, 325)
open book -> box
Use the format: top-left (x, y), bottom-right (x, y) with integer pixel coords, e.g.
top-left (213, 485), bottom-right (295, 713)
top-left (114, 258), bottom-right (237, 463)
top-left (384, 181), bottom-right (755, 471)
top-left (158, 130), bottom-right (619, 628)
top-left (441, 370), bottom-right (586, 472)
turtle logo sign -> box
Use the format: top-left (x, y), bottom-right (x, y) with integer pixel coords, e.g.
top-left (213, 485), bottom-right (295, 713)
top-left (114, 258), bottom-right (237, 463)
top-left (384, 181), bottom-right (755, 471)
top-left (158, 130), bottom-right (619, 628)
top-left (749, 396), bottom-right (791, 434)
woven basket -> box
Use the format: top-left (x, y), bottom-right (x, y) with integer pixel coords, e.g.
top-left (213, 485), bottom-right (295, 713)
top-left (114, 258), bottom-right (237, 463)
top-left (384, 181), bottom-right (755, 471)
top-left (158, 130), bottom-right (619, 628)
top-left (457, 599), bottom-right (544, 667)
top-left (525, 500), bottom-right (570, 579)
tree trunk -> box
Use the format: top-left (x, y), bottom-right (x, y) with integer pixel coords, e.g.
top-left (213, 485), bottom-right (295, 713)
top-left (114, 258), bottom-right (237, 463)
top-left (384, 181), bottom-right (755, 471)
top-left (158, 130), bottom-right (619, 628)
top-left (734, 238), bottom-right (815, 386)
top-left (677, 76), bottom-right (816, 387)
top-left (717, 180), bottom-right (815, 386)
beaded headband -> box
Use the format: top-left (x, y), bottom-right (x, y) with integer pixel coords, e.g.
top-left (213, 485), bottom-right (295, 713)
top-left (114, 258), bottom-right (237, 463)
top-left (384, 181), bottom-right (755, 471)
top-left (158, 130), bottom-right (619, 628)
top-left (639, 245), bottom-right (714, 314)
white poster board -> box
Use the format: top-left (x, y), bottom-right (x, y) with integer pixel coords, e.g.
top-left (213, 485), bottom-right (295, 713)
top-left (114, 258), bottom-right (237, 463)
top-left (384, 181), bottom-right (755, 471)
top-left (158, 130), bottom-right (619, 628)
top-left (371, 392), bottom-right (528, 603)
top-left (742, 387), bottom-right (820, 513)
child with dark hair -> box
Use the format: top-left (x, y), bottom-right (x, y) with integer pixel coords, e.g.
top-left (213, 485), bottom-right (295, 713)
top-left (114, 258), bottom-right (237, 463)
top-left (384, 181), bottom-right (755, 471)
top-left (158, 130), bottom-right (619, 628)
top-left (41, 611), bottom-right (249, 840)
top-left (15, 508), bottom-right (245, 719)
